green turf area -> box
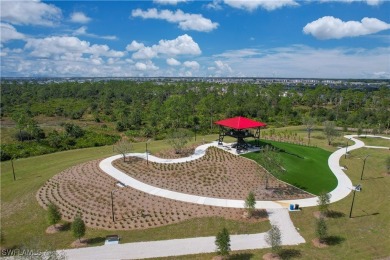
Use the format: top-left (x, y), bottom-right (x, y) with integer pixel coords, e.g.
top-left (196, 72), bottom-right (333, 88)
top-left (152, 142), bottom-right (390, 260)
top-left (2, 132), bottom-right (389, 259)
top-left (243, 141), bottom-right (338, 195)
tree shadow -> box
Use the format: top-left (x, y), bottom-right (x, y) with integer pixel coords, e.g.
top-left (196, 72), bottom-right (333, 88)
top-left (252, 209), bottom-right (268, 219)
top-left (279, 249), bottom-right (302, 259)
top-left (324, 235), bottom-right (345, 246)
top-left (352, 212), bottom-right (379, 218)
top-left (362, 176), bottom-right (384, 180)
top-left (86, 236), bottom-right (106, 245)
top-left (58, 222), bottom-right (71, 231)
top-left (325, 210), bottom-right (345, 218)
top-left (229, 253), bottom-right (254, 260)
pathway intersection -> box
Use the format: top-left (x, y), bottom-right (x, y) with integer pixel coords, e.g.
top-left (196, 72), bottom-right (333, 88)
top-left (63, 135), bottom-right (388, 259)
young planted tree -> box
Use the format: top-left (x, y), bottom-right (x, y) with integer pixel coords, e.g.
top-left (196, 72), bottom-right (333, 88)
top-left (316, 217), bottom-right (328, 243)
top-left (114, 139), bottom-right (133, 162)
top-left (167, 128), bottom-right (191, 154)
top-left (71, 215), bottom-right (86, 242)
top-left (215, 227), bottom-right (231, 258)
top-left (244, 191), bottom-right (256, 218)
top-left (323, 121), bottom-right (338, 145)
top-left (265, 224), bottom-right (282, 255)
top-left (302, 116), bottom-right (315, 145)
top-left (47, 203), bottom-right (62, 229)
top-left (317, 192), bottom-right (331, 217)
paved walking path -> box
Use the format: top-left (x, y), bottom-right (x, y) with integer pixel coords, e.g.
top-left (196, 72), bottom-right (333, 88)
top-left (62, 135), bottom-right (389, 259)
top-left (99, 134), bottom-right (377, 208)
top-left (63, 208), bottom-right (304, 260)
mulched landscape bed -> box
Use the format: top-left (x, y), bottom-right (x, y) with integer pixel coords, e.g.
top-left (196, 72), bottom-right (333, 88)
top-left (113, 147), bottom-right (312, 200)
top-left (36, 159), bottom-right (267, 230)
top-left (36, 146), bottom-right (313, 231)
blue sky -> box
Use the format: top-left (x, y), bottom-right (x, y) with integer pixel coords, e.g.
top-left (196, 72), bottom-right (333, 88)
top-left (1, 0), bottom-right (389, 78)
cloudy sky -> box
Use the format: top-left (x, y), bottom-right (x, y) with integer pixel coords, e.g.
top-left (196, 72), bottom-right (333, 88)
top-left (1, 0), bottom-right (389, 78)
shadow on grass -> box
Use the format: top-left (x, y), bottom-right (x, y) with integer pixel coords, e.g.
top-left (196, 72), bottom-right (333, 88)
top-left (58, 222), bottom-right (71, 231)
top-left (292, 183), bottom-right (307, 191)
top-left (279, 249), bottom-right (302, 259)
top-left (326, 210), bottom-right (345, 218)
top-left (87, 236), bottom-right (106, 245)
top-left (352, 211), bottom-right (379, 218)
top-left (229, 253), bottom-right (254, 260)
top-left (324, 235), bottom-right (345, 246)
top-left (362, 176), bottom-right (384, 180)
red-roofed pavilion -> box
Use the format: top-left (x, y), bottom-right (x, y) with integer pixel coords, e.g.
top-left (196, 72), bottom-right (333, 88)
top-left (215, 116), bottom-right (267, 151)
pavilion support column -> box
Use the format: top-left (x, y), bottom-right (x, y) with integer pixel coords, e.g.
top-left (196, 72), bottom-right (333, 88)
top-left (218, 126), bottom-right (225, 145)
top-left (254, 127), bottom-right (261, 147)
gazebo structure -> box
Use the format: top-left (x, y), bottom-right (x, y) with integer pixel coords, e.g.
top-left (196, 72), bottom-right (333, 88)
top-left (215, 116), bottom-right (267, 152)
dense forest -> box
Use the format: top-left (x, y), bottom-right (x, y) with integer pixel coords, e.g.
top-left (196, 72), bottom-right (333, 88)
top-left (1, 80), bottom-right (389, 160)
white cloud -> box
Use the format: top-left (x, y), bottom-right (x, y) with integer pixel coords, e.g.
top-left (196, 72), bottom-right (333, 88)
top-left (131, 8), bottom-right (218, 32)
top-left (212, 45), bottom-right (390, 78)
top-left (25, 36), bottom-right (124, 58)
top-left (319, 0), bottom-right (383, 6)
top-left (167, 58), bottom-right (181, 66)
top-left (183, 60), bottom-right (200, 70)
top-left (132, 47), bottom-right (157, 60)
top-left (126, 40), bottom-right (145, 51)
top-left (73, 26), bottom-right (117, 40)
top-left (0, 0), bottom-right (61, 26)
top-left (303, 16), bottom-right (390, 40)
top-left (70, 12), bottom-right (91, 24)
top-left (0, 23), bottom-right (25, 43)
top-left (223, 0), bottom-right (298, 11)
top-left (130, 34), bottom-right (201, 59)
top-left (153, 0), bottom-right (189, 4)
top-left (215, 60), bottom-right (233, 73)
top-left (215, 48), bottom-right (262, 58)
top-left (135, 61), bottom-right (159, 71)
top-left (205, 0), bottom-right (223, 10)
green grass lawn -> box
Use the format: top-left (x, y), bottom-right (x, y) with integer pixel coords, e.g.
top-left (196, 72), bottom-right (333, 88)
top-left (356, 136), bottom-right (390, 147)
top-left (153, 144), bottom-right (390, 260)
top-left (243, 141), bottom-right (338, 195)
top-left (1, 134), bottom-right (269, 251)
top-left (2, 130), bottom-right (389, 259)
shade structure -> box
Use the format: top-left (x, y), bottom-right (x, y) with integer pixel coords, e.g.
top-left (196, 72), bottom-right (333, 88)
top-left (215, 116), bottom-right (267, 130)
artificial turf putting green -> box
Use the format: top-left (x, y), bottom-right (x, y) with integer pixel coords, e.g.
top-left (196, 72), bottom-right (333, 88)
top-left (243, 141), bottom-right (338, 195)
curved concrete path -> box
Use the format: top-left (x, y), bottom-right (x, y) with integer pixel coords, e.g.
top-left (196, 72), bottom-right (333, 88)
top-left (63, 208), bottom-right (305, 260)
top-left (62, 135), bottom-right (388, 259)
top-left (100, 134), bottom-right (380, 208)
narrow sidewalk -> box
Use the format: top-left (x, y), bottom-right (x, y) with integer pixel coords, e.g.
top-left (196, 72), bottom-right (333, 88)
top-left (62, 208), bottom-right (305, 260)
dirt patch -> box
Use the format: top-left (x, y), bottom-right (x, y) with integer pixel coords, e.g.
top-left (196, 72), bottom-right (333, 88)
top-left (36, 159), bottom-right (268, 231)
top-left (71, 239), bottom-right (88, 248)
top-left (313, 211), bottom-right (326, 219)
top-left (312, 238), bottom-right (329, 248)
top-left (113, 147), bottom-right (312, 200)
top-left (263, 253), bottom-right (281, 260)
top-left (45, 225), bottom-right (60, 234)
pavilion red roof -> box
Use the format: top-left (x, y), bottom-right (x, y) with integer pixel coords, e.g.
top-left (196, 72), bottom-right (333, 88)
top-left (215, 116), bottom-right (267, 130)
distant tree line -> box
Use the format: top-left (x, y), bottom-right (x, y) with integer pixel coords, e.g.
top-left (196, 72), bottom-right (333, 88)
top-left (1, 80), bottom-right (389, 159)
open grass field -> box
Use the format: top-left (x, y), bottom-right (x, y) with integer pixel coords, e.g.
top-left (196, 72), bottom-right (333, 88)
top-left (1, 130), bottom-right (389, 259)
top-left (356, 136), bottom-right (390, 147)
top-left (243, 141), bottom-right (337, 195)
top-left (1, 134), bottom-right (270, 250)
top-left (152, 137), bottom-right (390, 260)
